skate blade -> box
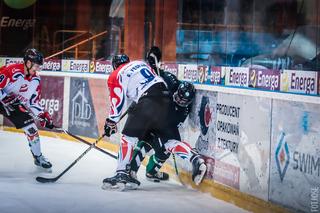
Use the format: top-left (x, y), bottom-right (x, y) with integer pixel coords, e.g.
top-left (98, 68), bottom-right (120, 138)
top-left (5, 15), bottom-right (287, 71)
top-left (101, 182), bottom-right (126, 191)
top-left (146, 177), bottom-right (160, 183)
top-left (194, 164), bottom-right (207, 186)
top-left (122, 182), bottom-right (139, 191)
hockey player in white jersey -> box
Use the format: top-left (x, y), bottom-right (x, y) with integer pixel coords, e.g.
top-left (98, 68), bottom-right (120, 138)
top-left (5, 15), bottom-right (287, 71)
top-left (0, 48), bottom-right (54, 170)
top-left (102, 54), bottom-right (206, 189)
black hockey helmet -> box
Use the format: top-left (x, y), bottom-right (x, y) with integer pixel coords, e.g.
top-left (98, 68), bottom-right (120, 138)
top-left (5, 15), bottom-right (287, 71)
top-left (173, 81), bottom-right (196, 107)
top-left (146, 46), bottom-right (161, 71)
top-left (23, 48), bottom-right (44, 65)
top-left (112, 54), bottom-right (130, 70)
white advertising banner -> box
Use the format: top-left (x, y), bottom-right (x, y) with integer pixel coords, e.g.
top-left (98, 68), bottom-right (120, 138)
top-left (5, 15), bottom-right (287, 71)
top-left (179, 90), bottom-right (271, 200)
top-left (270, 100), bottom-right (320, 212)
top-left (280, 70), bottom-right (318, 95)
top-left (42, 59), bottom-right (62, 71)
top-left (178, 64), bottom-right (198, 82)
top-left (62, 59), bottom-right (90, 72)
top-left (0, 57), bottom-right (23, 66)
top-left (89, 60), bottom-right (113, 74)
top-left (214, 92), bottom-right (271, 200)
top-left (224, 67), bottom-right (249, 87)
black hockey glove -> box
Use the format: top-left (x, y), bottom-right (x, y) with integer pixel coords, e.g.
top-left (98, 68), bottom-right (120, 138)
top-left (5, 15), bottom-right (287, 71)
top-left (104, 118), bottom-right (117, 137)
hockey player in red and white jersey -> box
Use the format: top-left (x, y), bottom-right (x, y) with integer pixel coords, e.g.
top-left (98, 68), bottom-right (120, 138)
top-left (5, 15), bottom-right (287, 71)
top-left (102, 54), bottom-right (206, 190)
top-left (0, 48), bottom-right (54, 170)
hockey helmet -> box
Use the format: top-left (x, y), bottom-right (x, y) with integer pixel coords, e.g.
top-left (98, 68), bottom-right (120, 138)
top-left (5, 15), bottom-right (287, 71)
top-left (173, 81), bottom-right (196, 107)
top-left (112, 54), bottom-right (130, 70)
top-left (23, 48), bottom-right (44, 65)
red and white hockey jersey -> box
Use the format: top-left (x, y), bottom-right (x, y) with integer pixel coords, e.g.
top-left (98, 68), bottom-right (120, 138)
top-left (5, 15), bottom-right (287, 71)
top-left (0, 63), bottom-right (44, 116)
top-left (107, 60), bottom-right (164, 122)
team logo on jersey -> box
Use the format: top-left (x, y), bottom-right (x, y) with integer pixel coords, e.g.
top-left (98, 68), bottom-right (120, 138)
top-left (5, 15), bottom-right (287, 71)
top-left (19, 84), bottom-right (28, 92)
top-left (12, 68), bottom-right (21, 73)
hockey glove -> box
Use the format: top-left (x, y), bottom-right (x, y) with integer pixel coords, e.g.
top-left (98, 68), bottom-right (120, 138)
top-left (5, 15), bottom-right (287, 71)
top-left (1, 94), bottom-right (17, 106)
top-left (39, 111), bottom-right (54, 129)
top-left (1, 95), bottom-right (27, 114)
top-left (104, 118), bottom-right (117, 137)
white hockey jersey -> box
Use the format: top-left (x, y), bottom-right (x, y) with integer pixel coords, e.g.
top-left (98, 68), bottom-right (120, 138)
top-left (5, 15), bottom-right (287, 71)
top-left (107, 60), bottom-right (164, 122)
top-left (0, 63), bottom-right (44, 116)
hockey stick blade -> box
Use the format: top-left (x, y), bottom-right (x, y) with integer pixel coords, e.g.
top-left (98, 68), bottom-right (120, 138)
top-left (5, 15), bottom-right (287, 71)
top-left (36, 176), bottom-right (59, 183)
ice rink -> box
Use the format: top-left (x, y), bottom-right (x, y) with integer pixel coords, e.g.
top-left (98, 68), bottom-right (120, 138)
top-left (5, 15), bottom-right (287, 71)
top-left (0, 130), bottom-right (249, 213)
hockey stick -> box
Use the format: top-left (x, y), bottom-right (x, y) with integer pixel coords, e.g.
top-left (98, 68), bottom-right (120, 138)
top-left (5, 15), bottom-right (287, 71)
top-left (149, 53), bottom-right (160, 75)
top-left (52, 108), bottom-right (129, 158)
top-left (35, 134), bottom-right (105, 183)
top-left (55, 128), bottom-right (117, 159)
top-left (171, 153), bottom-right (186, 186)
top-left (35, 110), bottom-right (128, 183)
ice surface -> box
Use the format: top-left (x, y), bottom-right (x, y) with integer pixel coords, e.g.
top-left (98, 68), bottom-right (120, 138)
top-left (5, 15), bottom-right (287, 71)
top-left (0, 130), bottom-right (249, 213)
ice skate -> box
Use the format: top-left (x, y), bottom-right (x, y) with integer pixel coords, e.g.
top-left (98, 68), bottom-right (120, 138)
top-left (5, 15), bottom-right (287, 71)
top-left (33, 154), bottom-right (52, 173)
top-left (146, 171), bottom-right (169, 182)
top-left (191, 155), bottom-right (207, 185)
top-left (102, 170), bottom-right (140, 191)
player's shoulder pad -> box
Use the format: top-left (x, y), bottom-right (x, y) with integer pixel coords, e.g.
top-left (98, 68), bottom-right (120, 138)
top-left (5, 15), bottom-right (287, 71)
top-left (8, 63), bottom-right (24, 74)
top-left (161, 71), bottom-right (179, 83)
top-left (3, 64), bottom-right (24, 79)
top-left (161, 70), bottom-right (176, 78)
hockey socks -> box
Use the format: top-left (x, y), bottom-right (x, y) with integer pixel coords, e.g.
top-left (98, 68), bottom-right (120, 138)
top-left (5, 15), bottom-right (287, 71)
top-left (116, 135), bottom-right (138, 171)
top-left (146, 155), bottom-right (169, 182)
top-left (130, 141), bottom-right (152, 173)
top-left (23, 123), bottom-right (41, 156)
top-left (23, 123), bottom-right (52, 171)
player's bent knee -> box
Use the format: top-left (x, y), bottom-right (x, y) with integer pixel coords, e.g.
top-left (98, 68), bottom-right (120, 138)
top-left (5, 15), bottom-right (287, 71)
top-left (22, 123), bottom-right (39, 137)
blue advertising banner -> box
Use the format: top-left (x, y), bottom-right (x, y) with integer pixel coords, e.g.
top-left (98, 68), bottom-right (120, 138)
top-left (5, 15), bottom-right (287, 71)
top-left (68, 78), bottom-right (99, 138)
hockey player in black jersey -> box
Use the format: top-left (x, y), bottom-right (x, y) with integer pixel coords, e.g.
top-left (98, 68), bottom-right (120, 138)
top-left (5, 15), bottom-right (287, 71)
top-left (129, 46), bottom-right (206, 184)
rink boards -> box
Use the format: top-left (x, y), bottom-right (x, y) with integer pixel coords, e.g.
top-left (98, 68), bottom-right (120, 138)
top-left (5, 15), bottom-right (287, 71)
top-left (1, 72), bottom-right (319, 213)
